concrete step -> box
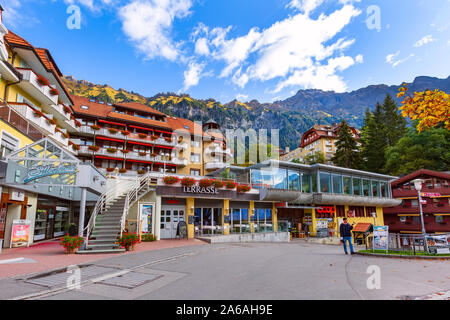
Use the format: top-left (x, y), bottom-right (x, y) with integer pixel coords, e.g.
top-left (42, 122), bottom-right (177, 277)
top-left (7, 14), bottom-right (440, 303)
top-left (94, 225), bottom-right (121, 229)
top-left (88, 239), bottom-right (118, 244)
top-left (77, 248), bottom-right (125, 254)
top-left (85, 243), bottom-right (119, 249)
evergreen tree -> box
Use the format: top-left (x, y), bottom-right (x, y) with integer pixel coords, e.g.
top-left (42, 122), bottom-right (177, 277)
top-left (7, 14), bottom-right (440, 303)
top-left (331, 120), bottom-right (361, 168)
top-left (381, 94), bottom-right (407, 146)
top-left (304, 151), bottom-right (326, 165)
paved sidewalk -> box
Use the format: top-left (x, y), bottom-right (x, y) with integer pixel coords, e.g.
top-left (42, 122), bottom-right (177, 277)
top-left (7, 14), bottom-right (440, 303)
top-left (0, 239), bottom-right (205, 280)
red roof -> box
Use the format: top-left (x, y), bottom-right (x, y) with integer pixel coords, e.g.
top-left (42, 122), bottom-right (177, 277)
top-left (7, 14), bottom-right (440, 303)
top-left (113, 101), bottom-right (165, 117)
top-left (391, 169), bottom-right (450, 187)
top-left (4, 30), bottom-right (33, 48)
top-left (70, 95), bottom-right (112, 117)
top-left (353, 223), bottom-right (372, 233)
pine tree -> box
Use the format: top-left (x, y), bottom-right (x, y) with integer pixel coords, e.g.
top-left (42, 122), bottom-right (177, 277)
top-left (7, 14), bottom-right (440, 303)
top-left (331, 120), bottom-right (361, 169)
top-left (381, 94), bottom-right (407, 146)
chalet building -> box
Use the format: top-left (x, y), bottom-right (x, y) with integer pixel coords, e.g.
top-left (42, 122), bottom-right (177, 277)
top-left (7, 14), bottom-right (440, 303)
top-left (281, 123), bottom-right (360, 164)
top-left (383, 169), bottom-right (450, 234)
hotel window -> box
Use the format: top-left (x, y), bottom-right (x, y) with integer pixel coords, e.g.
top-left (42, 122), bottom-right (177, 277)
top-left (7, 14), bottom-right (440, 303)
top-left (343, 176), bottom-right (352, 195)
top-left (1, 132), bottom-right (19, 157)
top-left (435, 215), bottom-right (444, 223)
top-left (380, 182), bottom-right (389, 198)
top-left (332, 174), bottom-right (342, 194)
top-left (352, 178), bottom-right (362, 196)
top-left (191, 140), bottom-right (200, 148)
top-left (411, 199), bottom-right (418, 207)
top-left (319, 172), bottom-right (331, 193)
top-left (273, 168), bottom-right (287, 189)
top-left (190, 169), bottom-right (200, 176)
top-left (362, 179), bottom-right (371, 196)
top-left (288, 170), bottom-right (300, 191)
top-left (190, 153), bottom-right (200, 163)
top-left (371, 180), bottom-right (380, 197)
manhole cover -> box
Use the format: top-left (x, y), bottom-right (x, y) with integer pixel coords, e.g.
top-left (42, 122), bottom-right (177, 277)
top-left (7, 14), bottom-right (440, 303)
top-left (24, 265), bottom-right (119, 288)
top-left (99, 272), bottom-right (162, 289)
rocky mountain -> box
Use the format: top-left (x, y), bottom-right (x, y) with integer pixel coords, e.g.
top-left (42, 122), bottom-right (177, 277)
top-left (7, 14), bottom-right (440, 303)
top-left (62, 75), bottom-right (450, 150)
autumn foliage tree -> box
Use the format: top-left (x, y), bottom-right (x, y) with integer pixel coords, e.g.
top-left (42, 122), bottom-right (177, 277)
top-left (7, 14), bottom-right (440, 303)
top-left (397, 84), bottom-right (450, 132)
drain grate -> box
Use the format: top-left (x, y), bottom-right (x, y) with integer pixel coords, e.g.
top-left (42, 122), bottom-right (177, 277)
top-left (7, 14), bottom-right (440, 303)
top-left (24, 265), bottom-right (120, 288)
top-left (99, 272), bottom-right (162, 289)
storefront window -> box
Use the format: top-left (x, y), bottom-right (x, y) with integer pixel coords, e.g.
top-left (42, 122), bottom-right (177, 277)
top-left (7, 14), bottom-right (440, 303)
top-left (254, 209), bottom-right (273, 233)
top-left (332, 174), bottom-right (342, 194)
top-left (380, 182), bottom-right (389, 197)
top-left (272, 168), bottom-right (287, 189)
top-left (288, 170), bottom-right (300, 191)
top-left (320, 172), bottom-right (331, 193)
top-left (312, 174), bottom-right (318, 193)
top-left (343, 176), bottom-right (352, 195)
top-left (302, 173), bottom-right (312, 193)
top-left (371, 180), bottom-right (380, 197)
top-left (241, 209), bottom-right (250, 233)
top-left (232, 209), bottom-right (241, 233)
top-left (353, 178), bottom-right (362, 195)
top-left (362, 179), bottom-right (371, 196)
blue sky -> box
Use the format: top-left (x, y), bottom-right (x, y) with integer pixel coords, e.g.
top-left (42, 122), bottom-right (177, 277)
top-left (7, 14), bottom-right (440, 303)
top-left (4, 0), bottom-right (450, 103)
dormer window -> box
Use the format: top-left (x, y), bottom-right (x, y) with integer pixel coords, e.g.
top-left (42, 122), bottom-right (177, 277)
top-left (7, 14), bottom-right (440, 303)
top-left (99, 101), bottom-right (104, 105)
top-left (89, 99), bottom-right (95, 102)
top-left (81, 105), bottom-right (89, 110)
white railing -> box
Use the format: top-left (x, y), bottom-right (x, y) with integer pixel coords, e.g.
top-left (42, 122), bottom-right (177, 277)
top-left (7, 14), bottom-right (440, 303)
top-left (84, 178), bottom-right (137, 246)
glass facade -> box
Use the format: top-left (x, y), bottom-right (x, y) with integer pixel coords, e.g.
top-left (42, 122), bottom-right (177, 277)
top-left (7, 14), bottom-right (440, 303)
top-left (249, 166), bottom-right (392, 198)
top-left (252, 209), bottom-right (273, 233)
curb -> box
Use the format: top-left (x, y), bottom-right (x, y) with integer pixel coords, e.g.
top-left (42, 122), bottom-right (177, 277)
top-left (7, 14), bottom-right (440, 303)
top-left (356, 252), bottom-right (450, 260)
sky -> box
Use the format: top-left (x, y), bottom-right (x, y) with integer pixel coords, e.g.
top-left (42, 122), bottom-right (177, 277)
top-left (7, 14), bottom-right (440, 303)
top-left (3, 0), bottom-right (450, 103)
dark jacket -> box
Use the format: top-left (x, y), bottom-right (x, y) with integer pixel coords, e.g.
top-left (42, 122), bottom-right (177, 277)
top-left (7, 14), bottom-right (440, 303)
top-left (340, 223), bottom-right (353, 237)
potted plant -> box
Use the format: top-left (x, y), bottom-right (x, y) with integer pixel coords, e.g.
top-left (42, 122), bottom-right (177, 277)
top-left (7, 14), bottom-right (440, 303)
top-left (117, 232), bottom-right (139, 251)
top-left (139, 151), bottom-right (147, 157)
top-left (141, 233), bottom-right (157, 242)
top-left (88, 145), bottom-right (100, 152)
top-left (165, 137), bottom-right (173, 143)
top-left (50, 87), bottom-right (59, 96)
top-left (198, 178), bottom-right (214, 188)
top-left (119, 168), bottom-right (127, 173)
top-left (181, 177), bottom-right (196, 187)
top-left (163, 176), bottom-right (180, 185)
top-left (225, 181), bottom-right (237, 189)
top-left (60, 235), bottom-right (84, 254)
top-left (63, 105), bottom-right (71, 114)
top-left (47, 118), bottom-right (57, 125)
top-left (72, 144), bottom-right (80, 151)
top-left (106, 147), bottom-right (117, 153)
top-left (151, 152), bottom-right (157, 157)
top-left (137, 169), bottom-right (146, 175)
top-left (121, 130), bottom-right (130, 136)
top-left (91, 124), bottom-right (100, 131)
top-left (108, 128), bottom-right (119, 134)
top-left (237, 184), bottom-right (251, 193)
top-left (74, 120), bottom-right (82, 128)
top-left (120, 149), bottom-right (130, 154)
top-left (36, 75), bottom-right (49, 86)
top-left (150, 134), bottom-right (158, 140)
top-left (138, 133), bottom-right (147, 139)
top-left (106, 167), bottom-right (115, 172)
top-left (213, 180), bottom-right (225, 188)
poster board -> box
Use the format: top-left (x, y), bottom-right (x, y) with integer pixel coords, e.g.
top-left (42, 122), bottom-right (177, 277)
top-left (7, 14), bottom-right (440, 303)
top-left (139, 203), bottom-right (155, 235)
top-left (10, 219), bottom-right (31, 248)
top-left (373, 225), bottom-right (389, 252)
top-left (426, 234), bottom-right (450, 254)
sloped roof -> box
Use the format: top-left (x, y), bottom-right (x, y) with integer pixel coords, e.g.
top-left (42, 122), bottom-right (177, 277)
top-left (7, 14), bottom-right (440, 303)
top-left (391, 169), bottom-right (450, 187)
top-left (4, 30), bottom-right (33, 48)
top-left (166, 117), bottom-right (204, 136)
top-left (108, 112), bottom-right (172, 130)
top-left (70, 95), bottom-right (112, 117)
top-left (113, 101), bottom-right (165, 117)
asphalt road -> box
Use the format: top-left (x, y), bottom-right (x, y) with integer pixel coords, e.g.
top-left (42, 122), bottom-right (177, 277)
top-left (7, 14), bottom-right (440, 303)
top-left (1, 241), bottom-right (449, 300)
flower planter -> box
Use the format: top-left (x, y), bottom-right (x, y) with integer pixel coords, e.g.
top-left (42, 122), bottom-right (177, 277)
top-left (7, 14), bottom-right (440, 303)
top-left (138, 133), bottom-right (148, 139)
top-left (181, 177), bottom-right (196, 187)
top-left (163, 176), bottom-right (180, 185)
top-left (91, 125), bottom-right (100, 131)
top-left (198, 178), bottom-right (214, 188)
top-left (121, 130), bottom-right (130, 136)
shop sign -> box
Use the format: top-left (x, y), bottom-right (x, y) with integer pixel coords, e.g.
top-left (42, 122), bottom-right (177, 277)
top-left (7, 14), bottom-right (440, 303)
top-left (183, 186), bottom-right (218, 195)
top-left (426, 234), bottom-right (450, 254)
top-left (373, 226), bottom-right (389, 252)
top-left (10, 220), bottom-right (31, 248)
top-left (421, 193), bottom-right (441, 198)
top-left (317, 206), bottom-right (335, 214)
top-left (10, 190), bottom-right (25, 202)
top-left (275, 202), bottom-right (287, 208)
top-left (316, 218), bottom-right (328, 229)
top-left (24, 164), bottom-right (77, 183)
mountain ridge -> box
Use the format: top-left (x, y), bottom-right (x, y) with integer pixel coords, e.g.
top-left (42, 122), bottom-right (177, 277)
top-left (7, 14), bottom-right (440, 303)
top-left (62, 75), bottom-right (450, 150)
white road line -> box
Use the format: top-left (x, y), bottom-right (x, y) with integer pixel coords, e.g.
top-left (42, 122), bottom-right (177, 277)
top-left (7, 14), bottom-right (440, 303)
top-left (0, 258), bottom-right (25, 264)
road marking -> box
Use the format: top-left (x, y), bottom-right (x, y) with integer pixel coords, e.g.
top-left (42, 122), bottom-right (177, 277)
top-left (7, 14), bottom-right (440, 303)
top-left (10, 251), bottom-right (197, 300)
top-left (0, 258), bottom-right (25, 264)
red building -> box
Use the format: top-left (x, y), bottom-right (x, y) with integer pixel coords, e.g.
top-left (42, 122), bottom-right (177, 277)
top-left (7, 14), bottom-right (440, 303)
top-left (383, 169), bottom-right (450, 234)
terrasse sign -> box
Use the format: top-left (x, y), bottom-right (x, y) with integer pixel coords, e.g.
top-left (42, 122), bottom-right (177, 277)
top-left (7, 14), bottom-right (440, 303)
top-left (183, 186), bottom-right (218, 195)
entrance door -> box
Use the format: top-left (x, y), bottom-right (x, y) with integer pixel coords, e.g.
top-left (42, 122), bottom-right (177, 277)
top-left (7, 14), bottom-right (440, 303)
top-left (45, 207), bottom-right (55, 240)
top-left (160, 207), bottom-right (185, 239)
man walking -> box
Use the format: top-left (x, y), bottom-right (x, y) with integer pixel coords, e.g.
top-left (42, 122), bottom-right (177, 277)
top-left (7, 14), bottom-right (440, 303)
top-left (340, 218), bottom-right (355, 255)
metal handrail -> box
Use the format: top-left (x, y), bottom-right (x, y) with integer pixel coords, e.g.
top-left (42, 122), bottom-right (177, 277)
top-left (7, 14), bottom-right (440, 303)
top-left (84, 178), bottom-right (137, 245)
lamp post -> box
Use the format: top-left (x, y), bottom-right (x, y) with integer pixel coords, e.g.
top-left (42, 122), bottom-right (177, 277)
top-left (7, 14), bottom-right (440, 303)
top-left (412, 178), bottom-right (427, 252)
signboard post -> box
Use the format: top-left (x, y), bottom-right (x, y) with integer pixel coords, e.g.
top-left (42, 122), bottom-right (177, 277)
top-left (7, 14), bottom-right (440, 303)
top-left (373, 225), bottom-right (389, 253)
top-left (10, 220), bottom-right (31, 248)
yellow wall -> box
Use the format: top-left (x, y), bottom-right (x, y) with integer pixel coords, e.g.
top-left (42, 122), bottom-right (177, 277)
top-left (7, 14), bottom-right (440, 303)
top-left (186, 197), bottom-right (195, 238)
top-left (223, 199), bottom-right (230, 235)
top-left (0, 120), bottom-right (34, 149)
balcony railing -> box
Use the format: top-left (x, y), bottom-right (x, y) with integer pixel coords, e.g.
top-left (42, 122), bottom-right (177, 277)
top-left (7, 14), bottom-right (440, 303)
top-left (17, 68), bottom-right (58, 106)
top-left (205, 161), bottom-right (227, 170)
top-left (0, 102), bottom-right (44, 141)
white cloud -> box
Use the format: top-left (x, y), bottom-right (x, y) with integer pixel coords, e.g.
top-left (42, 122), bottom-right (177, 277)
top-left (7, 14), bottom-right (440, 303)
top-left (236, 93), bottom-right (249, 101)
top-left (386, 51), bottom-right (414, 67)
top-left (183, 61), bottom-right (206, 90)
top-left (119, 0), bottom-right (193, 61)
top-left (287, 0), bottom-right (325, 15)
top-left (413, 34), bottom-right (435, 47)
top-left (355, 54), bottom-right (363, 63)
top-left (198, 4), bottom-right (361, 93)
top-left (195, 38), bottom-right (210, 56)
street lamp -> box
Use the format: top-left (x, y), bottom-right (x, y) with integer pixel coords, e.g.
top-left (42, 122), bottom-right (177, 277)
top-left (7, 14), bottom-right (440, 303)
top-left (371, 211), bottom-right (376, 227)
top-left (412, 178), bottom-right (427, 251)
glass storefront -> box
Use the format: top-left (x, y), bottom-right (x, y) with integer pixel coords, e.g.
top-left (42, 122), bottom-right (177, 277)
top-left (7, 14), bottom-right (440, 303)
top-left (34, 200), bottom-right (70, 241)
top-left (194, 207), bottom-right (223, 236)
top-left (252, 209), bottom-right (273, 233)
